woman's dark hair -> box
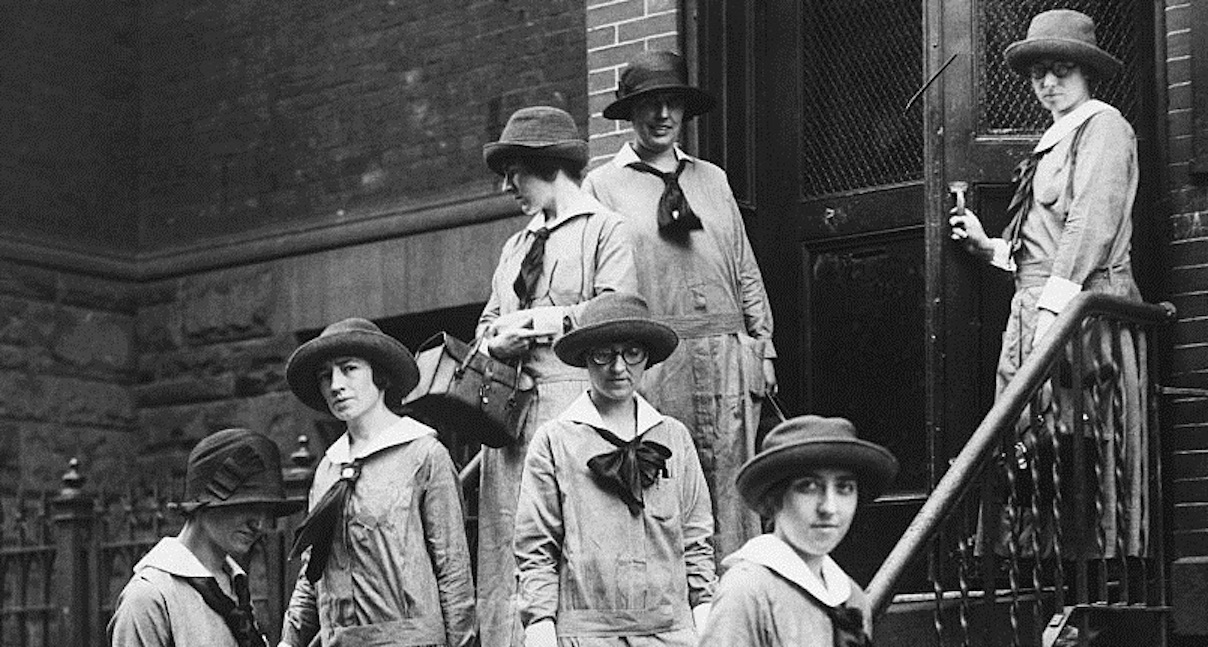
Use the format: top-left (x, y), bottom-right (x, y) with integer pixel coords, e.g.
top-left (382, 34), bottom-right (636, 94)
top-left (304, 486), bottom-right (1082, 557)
top-left (754, 478), bottom-right (794, 519)
top-left (510, 156), bottom-right (585, 183)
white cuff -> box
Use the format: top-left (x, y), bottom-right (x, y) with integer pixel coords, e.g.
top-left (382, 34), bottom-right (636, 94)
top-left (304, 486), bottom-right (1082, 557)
top-left (1036, 276), bottom-right (1082, 313)
top-left (988, 238), bottom-right (1015, 272)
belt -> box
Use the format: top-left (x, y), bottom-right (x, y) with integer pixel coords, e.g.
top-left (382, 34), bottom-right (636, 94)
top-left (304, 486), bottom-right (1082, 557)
top-left (654, 312), bottom-right (745, 339)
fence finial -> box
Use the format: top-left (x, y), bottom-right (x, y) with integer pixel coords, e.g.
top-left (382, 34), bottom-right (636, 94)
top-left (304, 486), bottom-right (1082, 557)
top-left (60, 457), bottom-right (85, 497)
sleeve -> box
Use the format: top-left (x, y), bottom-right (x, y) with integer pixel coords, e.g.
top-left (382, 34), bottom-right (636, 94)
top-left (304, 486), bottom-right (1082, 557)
top-left (1042, 113), bottom-right (1137, 311)
top-left (513, 424), bottom-right (565, 627)
top-left (677, 422), bottom-right (718, 607)
top-left (280, 559), bottom-right (320, 647)
top-left (476, 235), bottom-right (517, 340)
top-left (562, 213), bottom-right (639, 327)
top-left (697, 565), bottom-right (771, 647)
top-left (419, 442), bottom-right (479, 647)
top-left (720, 171), bottom-right (777, 359)
top-left (107, 576), bottom-right (173, 647)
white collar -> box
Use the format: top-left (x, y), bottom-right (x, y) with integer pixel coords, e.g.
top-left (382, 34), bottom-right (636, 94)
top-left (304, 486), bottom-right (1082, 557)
top-left (558, 390), bottom-right (665, 440)
top-left (325, 416), bottom-right (436, 464)
top-left (133, 536), bottom-right (246, 581)
top-left (524, 191), bottom-right (611, 234)
top-left (721, 534), bottom-right (853, 607)
top-left (612, 142), bottom-right (696, 169)
top-left (1034, 99), bottom-right (1115, 154)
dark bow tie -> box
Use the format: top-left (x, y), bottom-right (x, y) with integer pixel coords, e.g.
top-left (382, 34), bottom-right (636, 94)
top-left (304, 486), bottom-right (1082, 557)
top-left (586, 427), bottom-right (671, 515)
top-left (289, 459), bottom-right (363, 583)
top-left (827, 603), bottom-right (872, 647)
top-left (182, 574), bottom-right (268, 647)
top-left (627, 159), bottom-right (703, 241)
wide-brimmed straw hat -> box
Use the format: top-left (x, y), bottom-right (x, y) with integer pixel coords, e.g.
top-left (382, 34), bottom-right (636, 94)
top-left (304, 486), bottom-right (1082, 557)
top-left (554, 292), bottom-right (678, 368)
top-left (737, 415), bottom-right (899, 508)
top-left (1003, 9), bottom-right (1122, 78)
top-left (173, 428), bottom-right (304, 516)
top-left (285, 317), bottom-right (419, 413)
top-left (483, 106), bottom-right (589, 176)
top-left (602, 50), bottom-right (716, 121)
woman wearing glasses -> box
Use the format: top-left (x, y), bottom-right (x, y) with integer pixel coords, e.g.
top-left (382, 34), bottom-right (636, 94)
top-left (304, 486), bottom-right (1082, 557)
top-left (513, 292), bottom-right (717, 647)
top-left (949, 10), bottom-right (1146, 558)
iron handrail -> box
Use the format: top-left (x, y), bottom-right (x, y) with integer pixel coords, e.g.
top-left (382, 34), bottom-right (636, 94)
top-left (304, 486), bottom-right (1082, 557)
top-left (865, 293), bottom-right (1176, 617)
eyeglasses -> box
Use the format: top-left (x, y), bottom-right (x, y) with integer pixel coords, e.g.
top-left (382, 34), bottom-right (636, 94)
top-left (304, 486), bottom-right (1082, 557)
top-left (586, 346), bottom-right (648, 366)
top-left (1029, 60), bottom-right (1078, 80)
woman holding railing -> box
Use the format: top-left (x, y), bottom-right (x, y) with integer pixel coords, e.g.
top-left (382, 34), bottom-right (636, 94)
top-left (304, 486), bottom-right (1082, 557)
top-left (949, 9), bottom-right (1146, 558)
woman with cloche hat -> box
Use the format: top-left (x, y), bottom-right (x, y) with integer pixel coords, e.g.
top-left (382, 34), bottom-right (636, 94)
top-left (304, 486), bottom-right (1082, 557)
top-left (109, 428), bottom-right (305, 647)
top-left (477, 106), bottom-right (639, 647)
top-left (513, 292), bottom-right (718, 647)
top-left (278, 318), bottom-right (476, 647)
top-left (948, 9), bottom-right (1147, 558)
top-left (698, 416), bottom-right (898, 647)
top-left (582, 50), bottom-right (777, 563)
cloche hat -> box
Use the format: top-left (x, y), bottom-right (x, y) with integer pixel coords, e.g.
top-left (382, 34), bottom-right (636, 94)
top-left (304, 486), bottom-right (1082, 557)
top-left (737, 415), bottom-right (899, 508)
top-left (173, 428), bottom-right (304, 516)
top-left (483, 106), bottom-right (589, 176)
top-left (1003, 9), bottom-right (1122, 78)
top-left (554, 292), bottom-right (678, 368)
top-left (285, 317), bottom-right (419, 413)
top-left (602, 50), bottom-right (716, 121)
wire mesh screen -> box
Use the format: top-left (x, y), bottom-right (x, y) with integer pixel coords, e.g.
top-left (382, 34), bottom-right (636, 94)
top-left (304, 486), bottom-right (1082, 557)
top-left (800, 0), bottom-right (924, 198)
top-left (979, 0), bottom-right (1141, 134)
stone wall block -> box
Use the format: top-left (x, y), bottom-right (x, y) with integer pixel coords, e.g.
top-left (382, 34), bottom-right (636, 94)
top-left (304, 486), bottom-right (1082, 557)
top-left (138, 391), bottom-right (316, 465)
top-left (0, 372), bottom-right (134, 428)
top-left (0, 295), bottom-right (56, 350)
top-left (0, 260), bottom-right (57, 302)
top-left (52, 308), bottom-right (134, 375)
top-left (19, 424), bottom-right (140, 493)
top-left (232, 334), bottom-right (298, 397)
top-left (181, 270), bottom-right (275, 345)
top-left (137, 300), bottom-right (184, 352)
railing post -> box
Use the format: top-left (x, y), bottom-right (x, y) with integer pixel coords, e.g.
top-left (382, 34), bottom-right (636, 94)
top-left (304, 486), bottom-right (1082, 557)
top-left (51, 458), bottom-right (96, 647)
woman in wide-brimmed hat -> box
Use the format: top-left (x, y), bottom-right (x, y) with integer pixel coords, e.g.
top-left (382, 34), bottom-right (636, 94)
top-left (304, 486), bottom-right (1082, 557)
top-left (514, 292), bottom-right (718, 647)
top-left (582, 50), bottom-right (778, 564)
top-left (110, 428), bottom-right (303, 647)
top-left (699, 416), bottom-right (898, 647)
top-left (477, 106), bottom-right (639, 647)
top-left (949, 9), bottom-right (1147, 559)
top-left (279, 318), bottom-right (476, 647)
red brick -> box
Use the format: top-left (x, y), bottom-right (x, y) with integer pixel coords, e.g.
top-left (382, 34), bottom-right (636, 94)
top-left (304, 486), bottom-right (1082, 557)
top-left (588, 25), bottom-right (617, 50)
top-left (588, 0), bottom-right (644, 29)
top-left (646, 33), bottom-right (680, 53)
top-left (1170, 82), bottom-right (1193, 110)
top-left (646, 0), bottom-right (676, 12)
top-left (588, 68), bottom-right (617, 94)
top-left (1171, 133), bottom-right (1194, 164)
top-left (590, 114), bottom-right (620, 137)
top-left (589, 40), bottom-right (646, 69)
top-left (1169, 108), bottom-right (1194, 138)
top-left (618, 12), bottom-right (677, 43)
top-left (588, 130), bottom-right (633, 157)
top-left (1169, 28), bottom-right (1191, 58)
top-left (1166, 2), bottom-right (1191, 32)
top-left (589, 90), bottom-right (621, 115)
top-left (1168, 55), bottom-right (1192, 85)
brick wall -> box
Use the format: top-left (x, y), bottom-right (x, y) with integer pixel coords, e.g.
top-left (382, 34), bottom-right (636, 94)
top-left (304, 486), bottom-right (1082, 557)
top-left (137, 0), bottom-right (586, 251)
top-left (0, 260), bottom-right (138, 494)
top-left (0, 0), bottom-right (139, 254)
top-left (586, 0), bottom-right (680, 165)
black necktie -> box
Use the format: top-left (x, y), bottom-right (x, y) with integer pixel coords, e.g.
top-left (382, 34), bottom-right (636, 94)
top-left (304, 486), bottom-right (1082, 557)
top-left (513, 227), bottom-right (550, 307)
top-left (289, 460), bottom-right (363, 583)
top-left (182, 574), bottom-right (268, 647)
top-left (827, 603), bottom-right (872, 647)
top-left (586, 427), bottom-right (671, 515)
top-left (1001, 152), bottom-right (1041, 257)
top-left (627, 159), bottom-right (703, 240)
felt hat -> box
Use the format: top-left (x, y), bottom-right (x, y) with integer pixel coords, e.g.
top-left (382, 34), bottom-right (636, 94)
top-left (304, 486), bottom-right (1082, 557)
top-left (285, 317), bottom-right (419, 413)
top-left (553, 292), bottom-right (678, 368)
top-left (737, 415), bottom-right (899, 508)
top-left (483, 106), bottom-right (589, 176)
top-left (1004, 9), bottom-right (1122, 78)
top-left (173, 428), bottom-right (304, 516)
top-left (602, 50), bottom-right (716, 121)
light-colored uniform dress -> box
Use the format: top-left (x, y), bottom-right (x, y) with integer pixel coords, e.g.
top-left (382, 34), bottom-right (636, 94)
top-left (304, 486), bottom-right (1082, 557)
top-left (281, 418), bottom-right (476, 647)
top-left (981, 99), bottom-right (1146, 558)
top-left (108, 537), bottom-right (250, 647)
top-left (477, 193), bottom-right (638, 647)
top-left (584, 144), bottom-right (774, 560)
top-left (698, 534), bottom-right (872, 647)
top-left (514, 392), bottom-right (717, 646)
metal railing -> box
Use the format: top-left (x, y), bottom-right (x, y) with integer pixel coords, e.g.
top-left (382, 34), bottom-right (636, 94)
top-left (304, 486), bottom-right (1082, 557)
top-left (867, 294), bottom-right (1176, 646)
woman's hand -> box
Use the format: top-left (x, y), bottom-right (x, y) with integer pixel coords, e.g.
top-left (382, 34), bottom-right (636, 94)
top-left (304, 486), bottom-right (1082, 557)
top-left (762, 359), bottom-right (778, 397)
top-left (524, 620), bottom-right (557, 647)
top-left (949, 207), bottom-right (994, 259)
top-left (484, 312), bottom-right (546, 361)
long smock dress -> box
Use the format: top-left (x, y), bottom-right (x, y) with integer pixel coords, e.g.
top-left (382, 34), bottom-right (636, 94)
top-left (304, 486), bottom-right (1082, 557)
top-left (281, 418), bottom-right (477, 647)
top-left (513, 392), bottom-right (717, 646)
top-left (698, 535), bottom-right (873, 647)
top-left (108, 537), bottom-right (254, 647)
top-left (979, 99), bottom-right (1146, 558)
top-left (476, 193), bottom-right (638, 647)
top-left (583, 144), bottom-right (774, 560)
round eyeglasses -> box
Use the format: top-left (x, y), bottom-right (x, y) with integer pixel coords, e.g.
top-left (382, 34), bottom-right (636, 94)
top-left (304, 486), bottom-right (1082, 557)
top-left (1029, 60), bottom-right (1078, 80)
top-left (587, 346), bottom-right (648, 366)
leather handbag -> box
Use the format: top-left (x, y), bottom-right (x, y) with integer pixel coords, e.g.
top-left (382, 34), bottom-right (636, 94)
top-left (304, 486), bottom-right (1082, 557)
top-left (403, 332), bottom-right (532, 448)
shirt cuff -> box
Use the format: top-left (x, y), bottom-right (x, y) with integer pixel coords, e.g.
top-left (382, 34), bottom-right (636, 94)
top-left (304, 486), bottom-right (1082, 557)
top-left (1036, 276), bottom-right (1082, 313)
top-left (761, 338), bottom-right (777, 360)
top-left (988, 238), bottom-right (1015, 272)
